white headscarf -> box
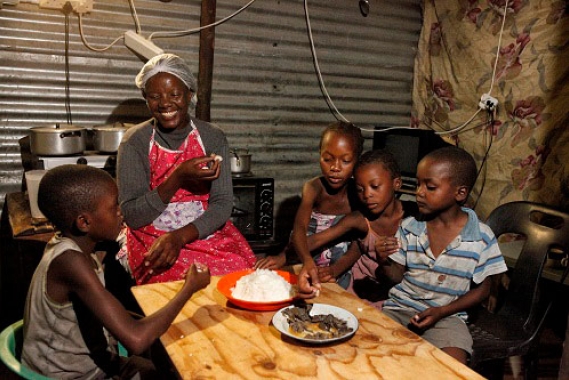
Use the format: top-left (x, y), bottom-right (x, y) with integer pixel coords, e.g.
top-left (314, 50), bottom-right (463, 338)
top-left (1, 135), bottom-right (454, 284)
top-left (135, 53), bottom-right (197, 92)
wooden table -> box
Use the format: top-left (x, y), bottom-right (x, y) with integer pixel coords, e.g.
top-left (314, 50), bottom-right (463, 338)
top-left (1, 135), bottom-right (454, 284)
top-left (131, 277), bottom-right (484, 379)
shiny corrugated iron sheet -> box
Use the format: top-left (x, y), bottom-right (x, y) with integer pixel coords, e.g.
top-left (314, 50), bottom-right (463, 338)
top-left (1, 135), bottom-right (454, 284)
top-left (0, 0), bottom-right (421, 236)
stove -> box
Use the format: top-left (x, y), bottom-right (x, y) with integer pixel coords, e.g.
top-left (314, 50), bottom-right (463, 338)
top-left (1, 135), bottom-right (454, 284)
top-left (31, 151), bottom-right (117, 176)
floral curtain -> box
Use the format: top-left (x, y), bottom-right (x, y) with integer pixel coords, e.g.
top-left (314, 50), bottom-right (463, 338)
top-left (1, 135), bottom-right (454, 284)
top-left (411, 0), bottom-right (569, 219)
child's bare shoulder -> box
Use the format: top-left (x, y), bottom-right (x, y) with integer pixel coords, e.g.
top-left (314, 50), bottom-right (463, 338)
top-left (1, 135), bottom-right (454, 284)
top-left (302, 176), bottom-right (326, 197)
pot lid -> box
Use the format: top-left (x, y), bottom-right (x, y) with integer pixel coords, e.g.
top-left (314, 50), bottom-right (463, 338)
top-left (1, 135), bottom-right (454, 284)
top-left (92, 122), bottom-right (130, 131)
top-left (31, 123), bottom-right (85, 132)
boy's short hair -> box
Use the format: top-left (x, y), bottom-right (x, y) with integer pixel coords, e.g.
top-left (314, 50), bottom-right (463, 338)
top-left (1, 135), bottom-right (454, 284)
top-left (356, 149), bottom-right (402, 179)
top-left (37, 165), bottom-right (115, 232)
top-left (320, 121), bottom-right (364, 158)
top-left (424, 146), bottom-right (477, 190)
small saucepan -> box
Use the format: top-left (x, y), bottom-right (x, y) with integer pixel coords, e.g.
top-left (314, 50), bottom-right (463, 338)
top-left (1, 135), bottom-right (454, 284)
top-left (230, 149), bottom-right (252, 174)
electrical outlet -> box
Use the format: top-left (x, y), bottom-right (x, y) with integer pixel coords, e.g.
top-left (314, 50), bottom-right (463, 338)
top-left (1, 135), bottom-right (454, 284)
top-left (479, 93), bottom-right (498, 111)
top-left (39, 0), bottom-right (93, 14)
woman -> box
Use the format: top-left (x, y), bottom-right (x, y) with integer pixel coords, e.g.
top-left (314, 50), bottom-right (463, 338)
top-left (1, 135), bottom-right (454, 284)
top-left (117, 53), bottom-right (255, 284)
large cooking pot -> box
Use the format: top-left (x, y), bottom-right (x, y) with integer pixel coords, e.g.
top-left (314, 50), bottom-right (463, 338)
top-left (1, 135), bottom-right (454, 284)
top-left (91, 123), bottom-right (129, 153)
top-left (30, 123), bottom-right (86, 156)
top-left (230, 149), bottom-right (252, 173)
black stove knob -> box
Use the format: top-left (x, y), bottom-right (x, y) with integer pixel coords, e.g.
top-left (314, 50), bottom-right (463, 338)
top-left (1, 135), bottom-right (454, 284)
top-left (76, 157), bottom-right (88, 165)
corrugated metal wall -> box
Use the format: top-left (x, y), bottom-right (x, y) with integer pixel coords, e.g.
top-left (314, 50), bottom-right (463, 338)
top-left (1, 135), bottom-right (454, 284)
top-left (0, 0), bottom-right (422, 241)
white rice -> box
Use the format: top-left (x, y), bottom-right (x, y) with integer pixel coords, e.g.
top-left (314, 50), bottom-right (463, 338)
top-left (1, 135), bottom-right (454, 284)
top-left (231, 269), bottom-right (293, 302)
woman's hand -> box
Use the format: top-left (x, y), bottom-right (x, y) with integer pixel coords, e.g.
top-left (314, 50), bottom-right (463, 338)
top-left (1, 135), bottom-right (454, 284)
top-left (374, 236), bottom-right (400, 260)
top-left (175, 155), bottom-right (221, 191)
top-left (139, 230), bottom-right (186, 282)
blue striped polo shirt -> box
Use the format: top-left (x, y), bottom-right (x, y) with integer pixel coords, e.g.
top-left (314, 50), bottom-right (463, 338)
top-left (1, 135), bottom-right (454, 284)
top-left (383, 208), bottom-right (508, 319)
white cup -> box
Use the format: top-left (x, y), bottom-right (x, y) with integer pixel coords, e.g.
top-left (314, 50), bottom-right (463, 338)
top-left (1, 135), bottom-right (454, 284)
top-left (25, 170), bottom-right (48, 219)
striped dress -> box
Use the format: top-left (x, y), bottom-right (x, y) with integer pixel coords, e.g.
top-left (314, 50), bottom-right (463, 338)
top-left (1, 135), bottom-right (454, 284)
top-left (383, 208), bottom-right (508, 320)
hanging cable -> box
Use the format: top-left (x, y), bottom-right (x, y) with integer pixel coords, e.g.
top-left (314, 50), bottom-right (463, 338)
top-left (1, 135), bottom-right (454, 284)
top-left (472, 111), bottom-right (494, 210)
top-left (431, 0), bottom-right (508, 137)
top-left (303, 0), bottom-right (350, 123)
top-left (487, 0), bottom-right (509, 97)
top-left (63, 2), bottom-right (73, 125)
top-left (128, 0), bottom-right (142, 34)
top-left (436, 108), bottom-right (483, 136)
top-left (78, 13), bottom-right (124, 52)
top-left (149, 0), bottom-right (257, 40)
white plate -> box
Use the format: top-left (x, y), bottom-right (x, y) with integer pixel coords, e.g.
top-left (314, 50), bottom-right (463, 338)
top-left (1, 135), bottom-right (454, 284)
top-left (272, 303), bottom-right (359, 344)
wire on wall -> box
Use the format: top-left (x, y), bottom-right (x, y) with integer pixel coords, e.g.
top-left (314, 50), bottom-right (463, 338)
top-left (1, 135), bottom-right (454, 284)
top-left (149, 0), bottom-right (257, 40)
top-left (471, 111), bottom-right (495, 210)
top-left (303, 0), bottom-right (350, 124)
top-left (63, 2), bottom-right (73, 125)
top-left (76, 0), bottom-right (257, 53)
top-left (434, 0), bottom-right (509, 137)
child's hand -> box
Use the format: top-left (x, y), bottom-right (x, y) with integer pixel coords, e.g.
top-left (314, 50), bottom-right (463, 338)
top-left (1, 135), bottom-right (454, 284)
top-left (374, 236), bottom-right (400, 260)
top-left (254, 253), bottom-right (286, 270)
top-left (297, 262), bottom-right (321, 299)
top-left (184, 262), bottom-right (211, 294)
top-left (409, 307), bottom-right (443, 331)
top-left (317, 266), bottom-right (336, 283)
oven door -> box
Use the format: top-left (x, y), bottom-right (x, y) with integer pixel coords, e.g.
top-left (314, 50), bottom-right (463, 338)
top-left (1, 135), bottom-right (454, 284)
top-left (231, 177), bottom-right (273, 241)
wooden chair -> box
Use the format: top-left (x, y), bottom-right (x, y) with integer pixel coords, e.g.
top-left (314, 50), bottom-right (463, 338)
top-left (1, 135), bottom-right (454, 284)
top-left (468, 201), bottom-right (569, 379)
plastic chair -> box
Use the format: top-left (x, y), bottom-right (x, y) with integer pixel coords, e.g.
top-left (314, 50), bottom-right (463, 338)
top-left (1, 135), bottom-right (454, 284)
top-left (468, 201), bottom-right (569, 379)
top-left (0, 320), bottom-right (53, 380)
top-left (0, 319), bottom-right (129, 379)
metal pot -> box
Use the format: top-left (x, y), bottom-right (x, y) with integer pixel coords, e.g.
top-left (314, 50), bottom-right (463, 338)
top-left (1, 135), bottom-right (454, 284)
top-left (91, 123), bottom-right (128, 153)
top-left (230, 149), bottom-right (252, 173)
top-left (30, 123), bottom-right (86, 156)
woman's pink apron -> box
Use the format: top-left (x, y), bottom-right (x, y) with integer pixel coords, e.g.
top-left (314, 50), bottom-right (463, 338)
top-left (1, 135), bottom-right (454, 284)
top-left (127, 124), bottom-right (255, 284)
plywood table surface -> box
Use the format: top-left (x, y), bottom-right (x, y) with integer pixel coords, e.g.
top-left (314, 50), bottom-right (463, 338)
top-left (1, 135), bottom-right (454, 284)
top-left (131, 277), bottom-right (484, 380)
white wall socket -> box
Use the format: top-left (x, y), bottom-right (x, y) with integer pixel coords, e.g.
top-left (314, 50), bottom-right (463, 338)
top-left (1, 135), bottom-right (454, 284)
top-left (39, 0), bottom-right (93, 14)
top-left (479, 93), bottom-right (498, 111)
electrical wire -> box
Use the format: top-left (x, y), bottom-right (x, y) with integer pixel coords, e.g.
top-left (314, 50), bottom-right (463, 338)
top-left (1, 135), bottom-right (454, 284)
top-left (78, 13), bottom-right (124, 52)
top-left (487, 0), bottom-right (509, 97)
top-left (472, 111), bottom-right (494, 210)
top-left (435, 108), bottom-right (483, 136)
top-left (128, 0), bottom-right (142, 34)
top-left (433, 0), bottom-right (508, 137)
top-left (63, 3), bottom-right (73, 125)
top-left (148, 0), bottom-right (257, 40)
top-left (76, 1), bottom-right (257, 59)
top-left (303, 0), bottom-right (350, 123)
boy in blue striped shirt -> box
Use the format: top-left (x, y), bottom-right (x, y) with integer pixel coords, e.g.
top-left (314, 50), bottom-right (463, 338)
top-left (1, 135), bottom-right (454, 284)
top-left (380, 146), bottom-right (507, 364)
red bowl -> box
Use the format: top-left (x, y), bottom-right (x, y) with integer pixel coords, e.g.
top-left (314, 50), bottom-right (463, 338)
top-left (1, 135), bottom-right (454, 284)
top-left (217, 269), bottom-right (298, 311)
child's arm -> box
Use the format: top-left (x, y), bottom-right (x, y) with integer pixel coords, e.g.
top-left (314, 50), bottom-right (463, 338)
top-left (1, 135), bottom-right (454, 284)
top-left (318, 240), bottom-right (362, 283)
top-left (305, 212), bottom-right (367, 252)
top-left (378, 259), bottom-right (405, 284)
top-left (291, 179), bottom-right (321, 272)
top-left (50, 250), bottom-right (210, 355)
top-left (409, 276), bottom-right (493, 331)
